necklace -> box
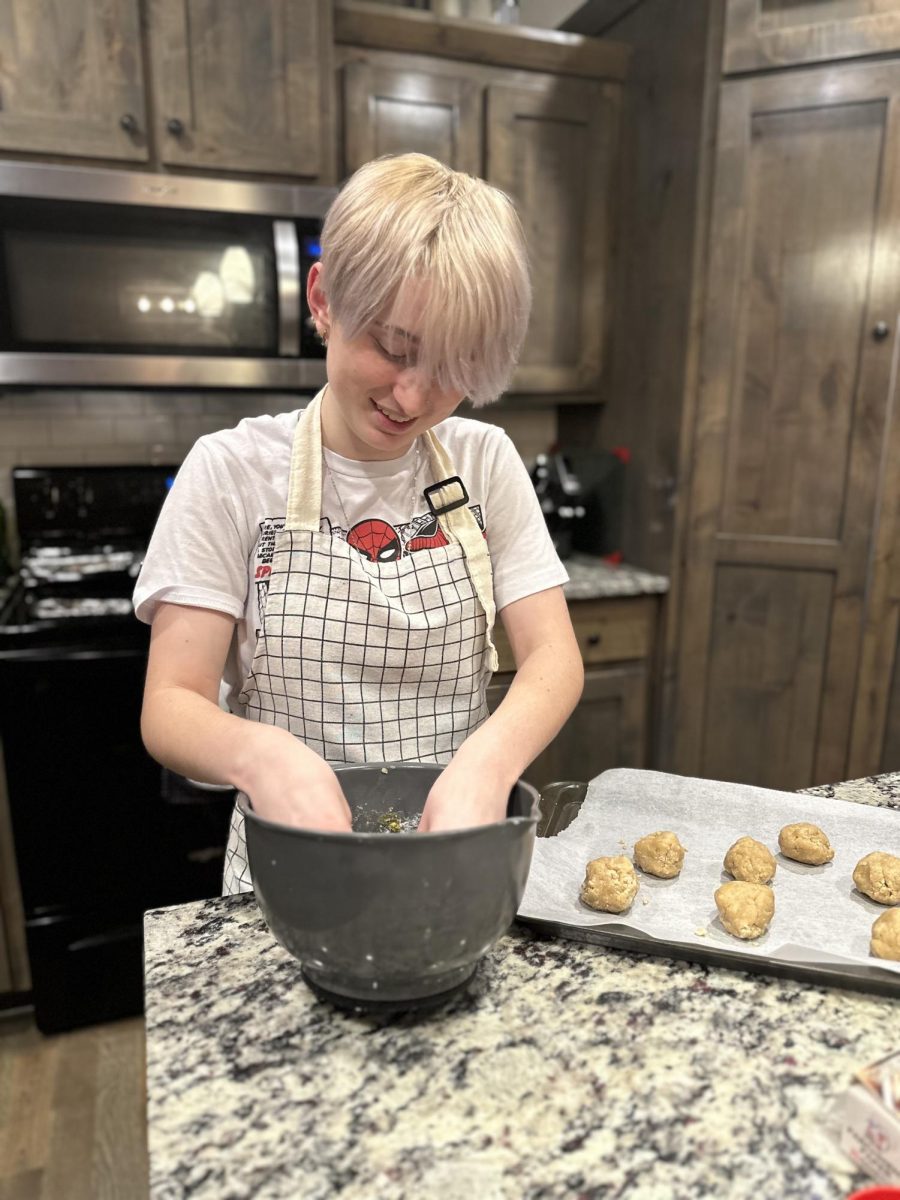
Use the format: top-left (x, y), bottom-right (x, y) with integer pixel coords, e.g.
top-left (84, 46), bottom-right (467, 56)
top-left (323, 438), bottom-right (423, 531)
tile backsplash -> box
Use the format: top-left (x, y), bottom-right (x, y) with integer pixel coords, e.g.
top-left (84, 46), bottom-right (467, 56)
top-left (0, 391), bottom-right (556, 555)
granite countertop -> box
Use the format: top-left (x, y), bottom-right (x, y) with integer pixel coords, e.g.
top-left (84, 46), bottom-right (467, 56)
top-left (561, 554), bottom-right (669, 601)
top-left (144, 774), bottom-right (900, 1200)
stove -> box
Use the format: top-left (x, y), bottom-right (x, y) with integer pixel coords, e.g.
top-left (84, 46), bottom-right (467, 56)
top-left (0, 465), bottom-right (235, 1033)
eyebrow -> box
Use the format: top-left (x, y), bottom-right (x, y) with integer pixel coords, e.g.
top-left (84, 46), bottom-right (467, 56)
top-left (376, 322), bottom-right (421, 344)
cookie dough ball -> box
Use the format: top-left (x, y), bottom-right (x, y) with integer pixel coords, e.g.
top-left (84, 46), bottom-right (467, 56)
top-left (778, 822), bottom-right (835, 866)
top-left (580, 856), bottom-right (639, 913)
top-left (853, 852), bottom-right (900, 905)
top-left (634, 831), bottom-right (685, 879)
top-left (871, 908), bottom-right (900, 961)
top-left (724, 836), bottom-right (776, 885)
top-left (714, 881), bottom-right (775, 940)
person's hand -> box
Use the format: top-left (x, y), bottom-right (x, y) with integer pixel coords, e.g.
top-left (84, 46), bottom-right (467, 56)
top-left (236, 724), bottom-right (352, 832)
top-left (418, 750), bottom-right (513, 833)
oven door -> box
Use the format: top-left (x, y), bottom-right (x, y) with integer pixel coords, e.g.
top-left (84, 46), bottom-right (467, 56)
top-left (0, 180), bottom-right (327, 388)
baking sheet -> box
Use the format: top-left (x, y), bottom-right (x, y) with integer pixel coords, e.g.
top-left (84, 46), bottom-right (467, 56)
top-left (517, 768), bottom-right (900, 984)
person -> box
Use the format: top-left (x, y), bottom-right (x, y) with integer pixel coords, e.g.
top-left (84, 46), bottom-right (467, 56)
top-left (134, 152), bottom-right (583, 895)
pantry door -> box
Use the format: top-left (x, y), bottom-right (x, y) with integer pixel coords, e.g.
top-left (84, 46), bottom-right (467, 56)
top-left (674, 59), bottom-right (900, 790)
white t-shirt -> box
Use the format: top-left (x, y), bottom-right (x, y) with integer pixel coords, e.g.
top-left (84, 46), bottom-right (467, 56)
top-left (133, 407), bottom-right (568, 710)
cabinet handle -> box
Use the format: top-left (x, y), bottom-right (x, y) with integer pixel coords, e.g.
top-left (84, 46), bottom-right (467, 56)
top-left (873, 321), bottom-right (890, 341)
top-left (167, 117), bottom-right (185, 137)
top-left (119, 113), bottom-right (139, 134)
top-left (587, 634), bottom-right (602, 646)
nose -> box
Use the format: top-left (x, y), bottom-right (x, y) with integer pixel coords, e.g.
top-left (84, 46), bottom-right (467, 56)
top-left (392, 368), bottom-right (431, 416)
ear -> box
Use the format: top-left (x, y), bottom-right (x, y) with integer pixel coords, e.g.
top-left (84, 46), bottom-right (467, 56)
top-left (306, 262), bottom-right (330, 330)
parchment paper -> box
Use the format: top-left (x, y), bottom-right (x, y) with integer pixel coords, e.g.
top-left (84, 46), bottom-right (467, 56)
top-left (517, 768), bottom-right (900, 979)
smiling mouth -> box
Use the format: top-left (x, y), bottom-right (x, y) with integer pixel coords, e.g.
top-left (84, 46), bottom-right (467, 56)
top-left (371, 399), bottom-right (415, 425)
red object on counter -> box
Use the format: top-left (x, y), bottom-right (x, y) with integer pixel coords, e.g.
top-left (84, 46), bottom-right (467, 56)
top-left (847, 1188), bottom-right (900, 1198)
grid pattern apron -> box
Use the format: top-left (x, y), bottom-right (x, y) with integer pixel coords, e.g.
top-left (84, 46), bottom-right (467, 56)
top-left (222, 390), bottom-right (499, 895)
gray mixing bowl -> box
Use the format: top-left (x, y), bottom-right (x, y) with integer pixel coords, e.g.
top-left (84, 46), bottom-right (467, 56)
top-left (239, 762), bottom-right (540, 1009)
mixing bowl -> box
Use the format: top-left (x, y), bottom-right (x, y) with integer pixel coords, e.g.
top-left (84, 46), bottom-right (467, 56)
top-left (239, 762), bottom-right (540, 1009)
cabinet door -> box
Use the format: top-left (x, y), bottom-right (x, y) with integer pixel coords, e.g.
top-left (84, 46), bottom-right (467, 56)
top-left (343, 60), bottom-right (481, 175)
top-left (486, 75), bottom-right (619, 394)
top-left (488, 665), bottom-right (647, 793)
top-left (0, 0), bottom-right (148, 160)
top-left (724, 0), bottom-right (900, 73)
top-left (674, 61), bottom-right (900, 790)
top-left (147, 0), bottom-right (332, 177)
top-left (877, 627), bottom-right (900, 771)
top-left (849, 349), bottom-right (900, 775)
top-left (877, 636), bottom-right (900, 771)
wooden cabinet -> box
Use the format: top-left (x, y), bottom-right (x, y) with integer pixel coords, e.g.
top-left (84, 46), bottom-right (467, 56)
top-left (569, 0), bottom-right (900, 785)
top-left (486, 76), bottom-right (618, 393)
top-left (878, 644), bottom-right (900, 772)
top-left (489, 596), bottom-right (657, 791)
top-left (146, 0), bottom-right (333, 177)
top-left (336, 7), bottom-right (628, 396)
top-left (0, 0), bottom-right (149, 161)
top-left (0, 0), bottom-right (334, 179)
top-left (673, 59), bottom-right (900, 789)
top-left (343, 60), bottom-right (481, 175)
top-left (724, 0), bottom-right (900, 73)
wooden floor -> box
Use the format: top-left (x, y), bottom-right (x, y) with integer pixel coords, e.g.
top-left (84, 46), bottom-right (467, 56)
top-left (0, 1012), bottom-right (149, 1200)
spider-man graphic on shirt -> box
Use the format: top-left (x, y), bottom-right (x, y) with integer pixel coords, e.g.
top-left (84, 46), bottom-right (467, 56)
top-left (252, 506), bottom-right (487, 616)
top-left (346, 519), bottom-right (402, 563)
top-left (343, 505), bottom-right (485, 562)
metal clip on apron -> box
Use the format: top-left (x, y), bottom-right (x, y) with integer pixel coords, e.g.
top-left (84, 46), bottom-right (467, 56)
top-left (222, 388), bottom-right (499, 894)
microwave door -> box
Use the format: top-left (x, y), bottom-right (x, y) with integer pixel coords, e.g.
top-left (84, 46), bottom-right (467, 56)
top-left (0, 199), bottom-right (326, 389)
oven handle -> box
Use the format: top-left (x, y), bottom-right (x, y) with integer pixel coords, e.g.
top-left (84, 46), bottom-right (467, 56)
top-left (274, 219), bottom-right (300, 358)
top-left (0, 645), bottom-right (146, 663)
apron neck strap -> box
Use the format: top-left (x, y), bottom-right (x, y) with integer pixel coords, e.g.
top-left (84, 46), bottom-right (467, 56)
top-left (285, 388), bottom-right (326, 532)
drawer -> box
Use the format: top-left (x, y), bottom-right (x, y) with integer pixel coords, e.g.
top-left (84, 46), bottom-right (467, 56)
top-left (493, 595), bottom-right (658, 672)
top-left (572, 598), bottom-right (655, 665)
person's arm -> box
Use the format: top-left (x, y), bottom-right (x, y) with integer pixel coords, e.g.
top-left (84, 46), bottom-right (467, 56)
top-left (418, 585), bottom-right (583, 831)
top-left (141, 601), bottom-right (351, 831)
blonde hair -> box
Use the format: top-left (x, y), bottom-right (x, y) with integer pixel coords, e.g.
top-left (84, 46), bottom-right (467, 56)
top-left (319, 153), bottom-right (531, 406)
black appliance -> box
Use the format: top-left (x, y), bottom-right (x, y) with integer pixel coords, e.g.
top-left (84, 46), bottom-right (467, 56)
top-left (531, 447), bottom-right (629, 560)
top-left (530, 451), bottom-right (587, 559)
top-left (0, 161), bottom-right (334, 389)
top-left (0, 465), bottom-right (235, 1033)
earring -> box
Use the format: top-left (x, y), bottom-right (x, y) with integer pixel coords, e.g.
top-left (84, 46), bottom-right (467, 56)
top-left (316, 324), bottom-right (329, 346)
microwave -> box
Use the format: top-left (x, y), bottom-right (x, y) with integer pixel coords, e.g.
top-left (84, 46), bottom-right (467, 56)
top-left (0, 162), bottom-right (336, 389)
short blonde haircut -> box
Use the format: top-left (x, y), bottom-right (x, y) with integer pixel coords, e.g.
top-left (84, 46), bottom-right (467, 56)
top-left (319, 153), bottom-right (531, 406)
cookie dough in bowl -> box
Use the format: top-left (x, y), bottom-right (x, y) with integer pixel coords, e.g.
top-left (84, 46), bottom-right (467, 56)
top-left (633, 831), bottom-right (686, 879)
top-left (714, 881), bottom-right (775, 940)
top-left (778, 822), bottom-right (835, 866)
top-left (870, 907), bottom-right (900, 961)
top-left (580, 856), bottom-right (639, 914)
top-left (723, 836), bottom-right (776, 884)
top-left (853, 852), bottom-right (900, 905)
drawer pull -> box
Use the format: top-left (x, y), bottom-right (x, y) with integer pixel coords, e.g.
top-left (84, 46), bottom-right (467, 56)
top-left (587, 634), bottom-right (602, 646)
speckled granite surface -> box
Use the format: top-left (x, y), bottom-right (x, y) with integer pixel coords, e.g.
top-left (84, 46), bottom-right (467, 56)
top-left (561, 554), bottom-right (669, 601)
top-left (144, 773), bottom-right (900, 1200)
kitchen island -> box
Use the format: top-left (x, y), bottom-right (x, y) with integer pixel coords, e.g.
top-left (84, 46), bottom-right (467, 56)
top-left (143, 773), bottom-right (900, 1200)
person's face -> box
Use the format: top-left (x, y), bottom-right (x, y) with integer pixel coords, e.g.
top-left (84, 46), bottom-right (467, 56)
top-left (308, 263), bottom-right (465, 461)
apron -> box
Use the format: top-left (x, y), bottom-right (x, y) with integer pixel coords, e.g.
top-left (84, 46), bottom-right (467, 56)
top-left (222, 388), bottom-right (499, 895)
